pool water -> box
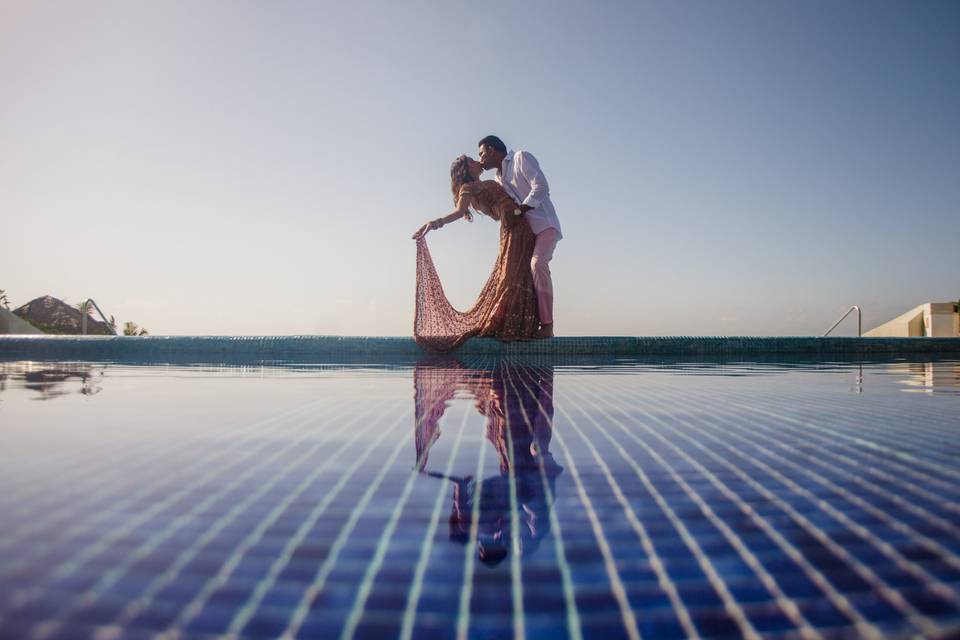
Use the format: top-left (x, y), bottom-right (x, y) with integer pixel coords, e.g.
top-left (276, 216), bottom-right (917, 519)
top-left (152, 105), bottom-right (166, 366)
top-left (0, 357), bottom-right (958, 639)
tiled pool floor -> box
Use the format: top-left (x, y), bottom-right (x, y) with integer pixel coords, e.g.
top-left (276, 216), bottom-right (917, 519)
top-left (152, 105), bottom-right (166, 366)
top-left (0, 357), bottom-right (958, 639)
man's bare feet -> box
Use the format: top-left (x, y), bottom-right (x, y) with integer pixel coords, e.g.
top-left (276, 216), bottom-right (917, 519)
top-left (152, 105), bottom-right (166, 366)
top-left (532, 323), bottom-right (554, 339)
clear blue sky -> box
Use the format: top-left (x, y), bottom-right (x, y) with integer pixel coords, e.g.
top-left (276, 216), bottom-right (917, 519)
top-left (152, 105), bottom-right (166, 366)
top-left (2, 1), bottom-right (958, 336)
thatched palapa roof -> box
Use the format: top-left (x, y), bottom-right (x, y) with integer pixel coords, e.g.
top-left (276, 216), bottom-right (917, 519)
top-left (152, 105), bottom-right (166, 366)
top-left (13, 296), bottom-right (113, 335)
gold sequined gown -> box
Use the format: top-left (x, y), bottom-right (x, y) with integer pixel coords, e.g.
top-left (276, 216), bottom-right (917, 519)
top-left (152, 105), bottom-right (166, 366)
top-left (415, 180), bottom-right (540, 353)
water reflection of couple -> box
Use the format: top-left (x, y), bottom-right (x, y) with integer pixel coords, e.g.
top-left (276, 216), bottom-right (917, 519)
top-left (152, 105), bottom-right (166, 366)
top-left (414, 359), bottom-right (562, 565)
top-left (413, 135), bottom-right (562, 353)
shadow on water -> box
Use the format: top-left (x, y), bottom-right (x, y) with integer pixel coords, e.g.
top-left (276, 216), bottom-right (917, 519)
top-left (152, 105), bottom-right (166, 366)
top-left (413, 358), bottom-right (562, 565)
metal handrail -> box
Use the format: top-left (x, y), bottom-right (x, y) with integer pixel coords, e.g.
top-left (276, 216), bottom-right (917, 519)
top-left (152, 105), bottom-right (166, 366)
top-left (80, 298), bottom-right (117, 335)
top-left (823, 305), bottom-right (861, 337)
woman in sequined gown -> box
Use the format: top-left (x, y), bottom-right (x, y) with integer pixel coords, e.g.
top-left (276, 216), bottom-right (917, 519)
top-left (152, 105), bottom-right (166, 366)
top-left (412, 156), bottom-right (540, 353)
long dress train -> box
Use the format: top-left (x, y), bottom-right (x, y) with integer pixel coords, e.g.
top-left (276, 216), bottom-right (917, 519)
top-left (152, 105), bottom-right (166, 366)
top-left (414, 180), bottom-right (540, 353)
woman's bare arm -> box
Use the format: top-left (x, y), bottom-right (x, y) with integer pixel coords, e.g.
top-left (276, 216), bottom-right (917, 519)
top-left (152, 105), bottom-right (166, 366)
top-left (412, 194), bottom-right (473, 239)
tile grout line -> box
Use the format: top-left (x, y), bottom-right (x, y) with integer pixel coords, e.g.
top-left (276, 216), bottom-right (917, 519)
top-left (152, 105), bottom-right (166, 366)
top-left (628, 373), bottom-right (960, 564)
top-left (0, 396), bottom-right (330, 561)
top-left (714, 387), bottom-right (960, 511)
top-left (398, 399), bottom-right (474, 640)
top-left (554, 372), bottom-right (748, 639)
top-left (675, 381), bottom-right (960, 544)
top-left (700, 380), bottom-right (957, 494)
top-left (274, 405), bottom-right (416, 639)
top-left (502, 363), bottom-right (582, 640)
top-left (622, 375), bottom-right (960, 609)
top-left (546, 393), bottom-right (642, 639)
top-left (221, 404), bottom-right (415, 638)
top-left (500, 361), bottom-right (527, 640)
top-left (32, 396), bottom-right (360, 640)
top-left (561, 377), bottom-right (822, 638)
top-left (592, 373), bottom-right (938, 636)
top-left (12, 396), bottom-right (340, 623)
top-left (454, 385), bottom-right (490, 640)
top-left (120, 395), bottom-right (395, 632)
top-left (716, 391), bottom-right (960, 484)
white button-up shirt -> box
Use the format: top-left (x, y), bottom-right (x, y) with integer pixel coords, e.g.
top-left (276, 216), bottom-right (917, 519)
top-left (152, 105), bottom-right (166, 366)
top-left (496, 150), bottom-right (562, 239)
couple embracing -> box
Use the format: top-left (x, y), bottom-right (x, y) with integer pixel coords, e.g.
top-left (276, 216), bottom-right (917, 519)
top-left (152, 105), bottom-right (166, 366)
top-left (413, 135), bottom-right (562, 353)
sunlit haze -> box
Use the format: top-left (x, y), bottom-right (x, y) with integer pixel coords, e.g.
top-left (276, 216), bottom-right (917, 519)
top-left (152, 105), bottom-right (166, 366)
top-left (3, 1), bottom-right (958, 336)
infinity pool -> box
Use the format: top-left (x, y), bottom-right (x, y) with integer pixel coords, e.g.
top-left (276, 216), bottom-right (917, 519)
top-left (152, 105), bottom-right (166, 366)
top-left (1, 357), bottom-right (958, 639)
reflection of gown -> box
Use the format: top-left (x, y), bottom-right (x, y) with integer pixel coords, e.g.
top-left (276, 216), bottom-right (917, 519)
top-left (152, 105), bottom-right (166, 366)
top-left (414, 180), bottom-right (540, 353)
top-left (414, 358), bottom-right (561, 560)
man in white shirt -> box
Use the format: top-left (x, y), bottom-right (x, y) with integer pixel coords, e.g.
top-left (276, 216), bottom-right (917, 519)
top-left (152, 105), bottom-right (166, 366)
top-left (478, 135), bottom-right (562, 339)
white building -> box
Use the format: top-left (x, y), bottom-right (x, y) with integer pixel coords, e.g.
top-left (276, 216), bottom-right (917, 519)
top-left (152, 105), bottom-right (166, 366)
top-left (865, 302), bottom-right (960, 337)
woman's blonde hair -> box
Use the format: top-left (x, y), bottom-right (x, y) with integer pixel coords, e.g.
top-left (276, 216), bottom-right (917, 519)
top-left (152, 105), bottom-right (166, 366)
top-left (449, 155), bottom-right (476, 205)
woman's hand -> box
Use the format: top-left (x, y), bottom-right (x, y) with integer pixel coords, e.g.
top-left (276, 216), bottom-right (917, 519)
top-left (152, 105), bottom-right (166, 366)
top-left (412, 219), bottom-right (442, 240)
top-left (412, 222), bottom-right (430, 240)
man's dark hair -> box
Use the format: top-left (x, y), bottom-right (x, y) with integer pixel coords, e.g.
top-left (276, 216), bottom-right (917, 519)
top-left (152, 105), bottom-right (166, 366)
top-left (478, 135), bottom-right (507, 154)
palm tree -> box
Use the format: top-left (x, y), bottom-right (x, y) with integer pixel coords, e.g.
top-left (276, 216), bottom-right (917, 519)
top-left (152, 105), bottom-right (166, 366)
top-left (123, 321), bottom-right (149, 337)
top-left (0, 289), bottom-right (9, 310)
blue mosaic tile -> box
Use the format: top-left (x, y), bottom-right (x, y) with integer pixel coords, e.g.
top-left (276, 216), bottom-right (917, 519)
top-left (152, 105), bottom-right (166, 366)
top-left (0, 356), bottom-right (958, 638)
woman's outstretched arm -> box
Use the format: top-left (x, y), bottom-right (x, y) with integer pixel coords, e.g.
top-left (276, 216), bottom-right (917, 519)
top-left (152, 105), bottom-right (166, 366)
top-left (412, 194), bottom-right (473, 239)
